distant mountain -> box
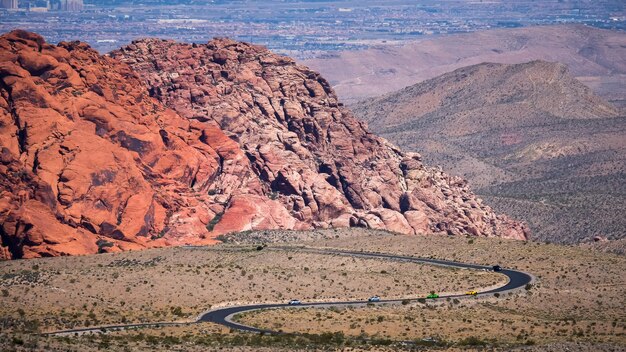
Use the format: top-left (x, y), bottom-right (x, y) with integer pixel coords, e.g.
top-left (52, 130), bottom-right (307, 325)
top-left (0, 30), bottom-right (527, 259)
top-left (305, 24), bottom-right (626, 107)
top-left (353, 61), bottom-right (626, 244)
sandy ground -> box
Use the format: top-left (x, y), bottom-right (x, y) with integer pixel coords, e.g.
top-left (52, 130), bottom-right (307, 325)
top-left (1, 228), bottom-right (624, 351)
top-left (237, 232), bottom-right (626, 348)
top-left (0, 232), bottom-right (500, 333)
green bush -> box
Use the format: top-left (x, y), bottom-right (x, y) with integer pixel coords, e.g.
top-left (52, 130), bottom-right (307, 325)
top-left (171, 306), bottom-right (185, 317)
top-left (96, 239), bottom-right (114, 253)
top-left (458, 336), bottom-right (487, 346)
top-left (206, 211), bottom-right (224, 232)
top-left (11, 336), bottom-right (24, 345)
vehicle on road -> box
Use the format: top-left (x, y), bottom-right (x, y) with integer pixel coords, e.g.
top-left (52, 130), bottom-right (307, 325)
top-left (426, 293), bottom-right (439, 299)
top-left (288, 299), bottom-right (301, 305)
top-left (492, 265), bottom-right (502, 272)
top-left (368, 295), bottom-right (381, 302)
top-left (465, 290), bottom-right (478, 295)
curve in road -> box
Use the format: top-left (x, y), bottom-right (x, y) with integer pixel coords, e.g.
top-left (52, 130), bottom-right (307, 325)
top-left (198, 247), bottom-right (533, 333)
top-left (46, 246), bottom-right (533, 336)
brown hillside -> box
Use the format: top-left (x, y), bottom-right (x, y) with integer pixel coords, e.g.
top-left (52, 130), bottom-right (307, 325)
top-left (305, 24), bottom-right (626, 106)
top-left (353, 61), bottom-right (626, 244)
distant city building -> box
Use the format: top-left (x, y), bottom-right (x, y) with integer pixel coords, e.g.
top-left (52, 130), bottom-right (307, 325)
top-left (0, 0), bottom-right (18, 9)
top-left (15, 0), bottom-right (51, 10)
top-left (60, 0), bottom-right (82, 11)
top-left (28, 0), bottom-right (50, 11)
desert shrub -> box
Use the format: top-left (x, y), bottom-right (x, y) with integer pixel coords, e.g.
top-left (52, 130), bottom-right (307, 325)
top-left (152, 228), bottom-right (167, 240)
top-left (215, 234), bottom-right (229, 243)
top-left (206, 212), bottom-right (224, 232)
top-left (11, 336), bottom-right (24, 345)
top-left (458, 336), bottom-right (487, 346)
top-left (96, 239), bottom-right (114, 253)
top-left (370, 338), bottom-right (393, 346)
top-left (171, 306), bottom-right (185, 317)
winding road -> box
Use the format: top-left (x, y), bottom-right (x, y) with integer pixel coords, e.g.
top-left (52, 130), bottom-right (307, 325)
top-left (46, 246), bottom-right (534, 336)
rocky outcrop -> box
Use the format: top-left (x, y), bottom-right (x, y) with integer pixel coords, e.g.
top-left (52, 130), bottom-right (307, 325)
top-left (112, 39), bottom-right (528, 238)
top-left (0, 31), bottom-right (527, 259)
top-left (0, 30), bottom-right (228, 258)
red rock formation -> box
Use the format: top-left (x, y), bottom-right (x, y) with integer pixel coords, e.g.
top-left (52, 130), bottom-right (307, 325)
top-left (0, 30), bottom-right (226, 259)
top-left (0, 31), bottom-right (527, 259)
top-left (113, 38), bottom-right (529, 239)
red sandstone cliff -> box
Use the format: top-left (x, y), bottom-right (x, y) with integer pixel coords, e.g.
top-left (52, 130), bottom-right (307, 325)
top-left (0, 31), bottom-right (527, 259)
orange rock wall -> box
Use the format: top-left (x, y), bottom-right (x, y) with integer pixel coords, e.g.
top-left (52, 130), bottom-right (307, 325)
top-left (0, 31), bottom-right (528, 259)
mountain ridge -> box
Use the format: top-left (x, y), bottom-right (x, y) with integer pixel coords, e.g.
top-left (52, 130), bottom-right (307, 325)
top-left (353, 60), bottom-right (626, 243)
top-left (305, 24), bottom-right (626, 107)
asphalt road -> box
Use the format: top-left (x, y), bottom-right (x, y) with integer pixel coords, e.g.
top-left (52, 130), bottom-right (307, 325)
top-left (46, 246), bottom-right (533, 336)
top-left (197, 247), bottom-right (533, 333)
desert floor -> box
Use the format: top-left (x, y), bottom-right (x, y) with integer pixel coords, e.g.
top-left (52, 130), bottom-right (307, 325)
top-left (1, 229), bottom-right (624, 351)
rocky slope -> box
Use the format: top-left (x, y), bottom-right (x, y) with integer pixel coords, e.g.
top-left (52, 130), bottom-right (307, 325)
top-left (353, 61), bottom-right (626, 244)
top-left (0, 30), bottom-right (527, 259)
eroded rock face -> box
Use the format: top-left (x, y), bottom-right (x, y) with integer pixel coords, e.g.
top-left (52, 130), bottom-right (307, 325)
top-left (0, 30), bottom-right (256, 258)
top-left (112, 38), bottom-right (529, 239)
top-left (0, 31), bottom-right (527, 259)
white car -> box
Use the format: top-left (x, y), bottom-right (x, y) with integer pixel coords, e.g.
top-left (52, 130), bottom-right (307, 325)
top-left (288, 299), bottom-right (301, 305)
top-left (368, 295), bottom-right (381, 302)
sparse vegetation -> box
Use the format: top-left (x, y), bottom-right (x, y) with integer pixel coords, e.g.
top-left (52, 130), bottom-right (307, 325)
top-left (206, 211), bottom-right (224, 232)
top-left (353, 62), bottom-right (626, 246)
top-left (1, 229), bottom-right (624, 351)
top-left (96, 239), bottom-right (114, 253)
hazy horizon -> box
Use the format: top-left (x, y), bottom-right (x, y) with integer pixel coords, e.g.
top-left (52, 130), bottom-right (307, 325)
top-left (1, 0), bottom-right (624, 56)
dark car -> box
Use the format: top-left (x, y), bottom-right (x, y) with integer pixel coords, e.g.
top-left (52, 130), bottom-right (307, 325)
top-left (492, 265), bottom-right (502, 272)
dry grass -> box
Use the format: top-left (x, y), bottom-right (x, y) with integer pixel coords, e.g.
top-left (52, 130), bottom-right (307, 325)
top-left (1, 228), bottom-right (624, 351)
top-left (0, 235), bottom-right (499, 333)
top-left (237, 231), bottom-right (626, 347)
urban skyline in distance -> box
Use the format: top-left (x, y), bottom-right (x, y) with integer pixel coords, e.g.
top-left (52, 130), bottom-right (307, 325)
top-left (0, 0), bottom-right (83, 11)
top-left (0, 0), bottom-right (624, 57)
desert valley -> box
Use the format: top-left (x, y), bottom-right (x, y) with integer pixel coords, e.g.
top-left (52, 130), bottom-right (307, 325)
top-left (0, 1), bottom-right (625, 351)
